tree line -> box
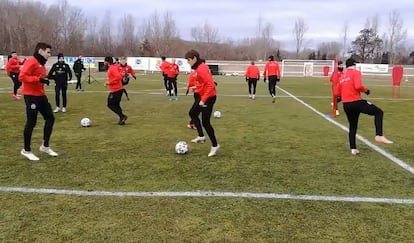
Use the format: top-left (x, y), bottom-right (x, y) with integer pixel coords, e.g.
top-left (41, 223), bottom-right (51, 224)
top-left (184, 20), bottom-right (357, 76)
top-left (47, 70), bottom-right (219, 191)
top-left (1, 0), bottom-right (412, 64)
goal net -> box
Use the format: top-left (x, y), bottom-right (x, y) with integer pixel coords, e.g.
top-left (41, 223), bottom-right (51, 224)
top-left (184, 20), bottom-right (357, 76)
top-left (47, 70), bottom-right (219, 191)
top-left (281, 59), bottom-right (335, 78)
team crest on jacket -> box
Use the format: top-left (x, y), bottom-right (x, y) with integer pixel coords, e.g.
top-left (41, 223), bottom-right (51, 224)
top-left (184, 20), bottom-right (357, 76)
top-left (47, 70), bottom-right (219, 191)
top-left (30, 103), bottom-right (36, 110)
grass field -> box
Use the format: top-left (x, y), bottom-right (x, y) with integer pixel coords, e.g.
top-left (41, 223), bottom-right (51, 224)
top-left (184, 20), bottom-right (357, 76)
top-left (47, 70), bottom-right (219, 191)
top-left (1, 71), bottom-right (414, 242)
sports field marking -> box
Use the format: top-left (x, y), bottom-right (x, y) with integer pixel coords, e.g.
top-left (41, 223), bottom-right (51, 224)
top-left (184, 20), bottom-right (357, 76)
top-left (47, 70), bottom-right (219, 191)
top-left (278, 86), bottom-right (414, 176)
top-left (1, 186), bottom-right (414, 205)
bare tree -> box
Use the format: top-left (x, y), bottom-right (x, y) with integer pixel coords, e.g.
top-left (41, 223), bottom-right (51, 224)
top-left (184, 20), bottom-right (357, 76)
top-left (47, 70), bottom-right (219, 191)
top-left (190, 20), bottom-right (220, 58)
top-left (143, 10), bottom-right (179, 56)
top-left (387, 9), bottom-right (407, 64)
top-left (293, 17), bottom-right (308, 58)
top-left (341, 21), bottom-right (349, 58)
top-left (99, 10), bottom-right (114, 55)
top-left (364, 14), bottom-right (380, 34)
top-left (118, 13), bottom-right (139, 55)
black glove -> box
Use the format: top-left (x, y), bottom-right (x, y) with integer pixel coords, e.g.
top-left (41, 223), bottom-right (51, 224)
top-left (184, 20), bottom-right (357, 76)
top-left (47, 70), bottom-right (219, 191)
top-left (365, 89), bottom-right (370, 95)
top-left (185, 89), bottom-right (189, 96)
top-left (263, 78), bottom-right (267, 83)
top-left (214, 82), bottom-right (218, 86)
top-left (40, 78), bottom-right (49, 86)
top-left (276, 76), bottom-right (280, 82)
top-left (336, 96), bottom-right (342, 103)
top-left (245, 77), bottom-right (249, 82)
top-left (133, 76), bottom-right (137, 80)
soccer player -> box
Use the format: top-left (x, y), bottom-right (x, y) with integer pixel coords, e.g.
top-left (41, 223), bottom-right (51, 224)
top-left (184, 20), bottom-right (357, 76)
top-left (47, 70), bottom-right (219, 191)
top-left (330, 60), bottom-right (344, 116)
top-left (6, 51), bottom-right (26, 100)
top-left (245, 61), bottom-right (260, 99)
top-left (19, 42), bottom-right (58, 161)
top-left (104, 56), bottom-right (128, 125)
top-left (73, 56), bottom-right (86, 91)
top-left (186, 69), bottom-right (198, 129)
top-left (263, 55), bottom-right (281, 103)
top-left (334, 58), bottom-right (393, 155)
top-left (166, 58), bottom-right (180, 101)
top-left (185, 49), bottom-right (220, 157)
top-left (160, 56), bottom-right (171, 95)
top-left (48, 53), bottom-right (72, 113)
top-left (118, 56), bottom-right (137, 100)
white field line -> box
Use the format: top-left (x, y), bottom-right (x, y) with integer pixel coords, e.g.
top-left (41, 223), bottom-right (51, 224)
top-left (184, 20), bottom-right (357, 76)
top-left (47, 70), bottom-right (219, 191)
top-left (1, 187), bottom-right (414, 205)
top-left (277, 85), bottom-right (414, 176)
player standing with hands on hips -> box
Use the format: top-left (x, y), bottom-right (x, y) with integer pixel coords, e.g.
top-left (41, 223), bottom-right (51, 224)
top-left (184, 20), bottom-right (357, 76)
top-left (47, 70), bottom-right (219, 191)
top-left (19, 42), bottom-right (58, 161)
top-left (334, 58), bottom-right (393, 156)
top-left (185, 49), bottom-right (220, 157)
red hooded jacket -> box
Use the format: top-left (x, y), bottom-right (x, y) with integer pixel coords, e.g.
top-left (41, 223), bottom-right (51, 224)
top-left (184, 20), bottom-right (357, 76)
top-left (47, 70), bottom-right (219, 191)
top-left (334, 67), bottom-right (368, 103)
top-left (106, 64), bottom-right (123, 92)
top-left (194, 62), bottom-right (216, 102)
top-left (19, 56), bottom-right (47, 96)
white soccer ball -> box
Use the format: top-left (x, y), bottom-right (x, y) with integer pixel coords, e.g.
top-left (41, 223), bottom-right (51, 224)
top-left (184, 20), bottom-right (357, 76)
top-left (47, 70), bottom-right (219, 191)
top-left (175, 141), bottom-right (189, 154)
top-left (80, 118), bottom-right (91, 127)
top-left (213, 110), bottom-right (222, 119)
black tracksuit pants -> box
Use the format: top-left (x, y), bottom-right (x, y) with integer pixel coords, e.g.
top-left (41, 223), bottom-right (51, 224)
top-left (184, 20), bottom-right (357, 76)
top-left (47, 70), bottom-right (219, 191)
top-left (55, 81), bottom-right (68, 107)
top-left (23, 95), bottom-right (55, 151)
top-left (343, 100), bottom-right (384, 149)
top-left (189, 95), bottom-right (218, 147)
top-left (107, 89), bottom-right (125, 120)
top-left (9, 72), bottom-right (22, 95)
top-left (247, 78), bottom-right (258, 95)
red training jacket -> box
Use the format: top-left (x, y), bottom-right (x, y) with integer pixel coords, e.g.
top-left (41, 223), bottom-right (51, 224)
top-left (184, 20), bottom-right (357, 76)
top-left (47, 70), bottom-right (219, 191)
top-left (334, 67), bottom-right (368, 103)
top-left (245, 64), bottom-right (260, 79)
top-left (263, 61), bottom-right (281, 78)
top-left (166, 63), bottom-right (179, 78)
top-left (160, 61), bottom-right (170, 74)
top-left (119, 64), bottom-right (136, 78)
top-left (194, 63), bottom-right (216, 103)
top-left (19, 57), bottom-right (47, 96)
top-left (106, 64), bottom-right (123, 92)
top-left (187, 70), bottom-right (197, 92)
top-left (6, 57), bottom-right (25, 75)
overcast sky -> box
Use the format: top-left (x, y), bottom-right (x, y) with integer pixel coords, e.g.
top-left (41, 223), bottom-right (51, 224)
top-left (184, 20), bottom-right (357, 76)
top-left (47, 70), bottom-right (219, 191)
top-left (35, 0), bottom-right (414, 50)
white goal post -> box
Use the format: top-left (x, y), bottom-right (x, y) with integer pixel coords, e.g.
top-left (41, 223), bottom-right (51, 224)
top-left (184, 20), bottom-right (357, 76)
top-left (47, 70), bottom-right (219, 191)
top-left (281, 59), bottom-right (335, 78)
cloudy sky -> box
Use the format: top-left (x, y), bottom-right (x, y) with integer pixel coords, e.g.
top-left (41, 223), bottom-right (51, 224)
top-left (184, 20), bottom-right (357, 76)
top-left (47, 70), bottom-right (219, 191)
top-left (35, 0), bottom-right (414, 50)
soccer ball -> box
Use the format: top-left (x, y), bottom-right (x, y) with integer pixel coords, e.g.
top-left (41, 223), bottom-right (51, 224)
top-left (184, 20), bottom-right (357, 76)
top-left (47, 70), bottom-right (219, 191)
top-left (175, 141), bottom-right (189, 154)
top-left (213, 111), bottom-right (221, 119)
top-left (80, 118), bottom-right (91, 127)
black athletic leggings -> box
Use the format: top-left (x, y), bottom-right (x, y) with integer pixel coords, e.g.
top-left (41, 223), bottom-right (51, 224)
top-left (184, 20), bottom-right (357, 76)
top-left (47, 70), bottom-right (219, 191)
top-left (163, 74), bottom-right (168, 91)
top-left (247, 78), bottom-right (258, 95)
top-left (9, 72), bottom-right (22, 95)
top-left (107, 89), bottom-right (125, 120)
top-left (75, 73), bottom-right (82, 90)
top-left (168, 78), bottom-right (178, 96)
top-left (268, 75), bottom-right (278, 96)
top-left (55, 83), bottom-right (68, 107)
top-left (343, 100), bottom-right (384, 149)
top-left (189, 95), bottom-right (218, 147)
top-left (23, 95), bottom-right (55, 151)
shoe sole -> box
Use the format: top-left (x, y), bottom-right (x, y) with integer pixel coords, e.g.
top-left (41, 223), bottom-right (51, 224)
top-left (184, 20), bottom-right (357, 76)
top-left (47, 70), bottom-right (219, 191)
top-left (191, 140), bottom-right (205, 143)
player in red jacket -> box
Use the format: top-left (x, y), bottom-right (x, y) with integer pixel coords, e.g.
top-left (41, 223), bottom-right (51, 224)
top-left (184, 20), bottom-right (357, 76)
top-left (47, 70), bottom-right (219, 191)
top-left (104, 56), bottom-right (128, 125)
top-left (334, 58), bottom-right (393, 155)
top-left (166, 58), bottom-right (180, 100)
top-left (118, 56), bottom-right (137, 100)
top-left (245, 61), bottom-right (260, 99)
top-left (19, 42), bottom-right (57, 161)
top-left (329, 60), bottom-right (344, 116)
top-left (6, 51), bottom-right (26, 100)
top-left (185, 49), bottom-right (219, 157)
top-left (160, 56), bottom-right (171, 95)
top-left (263, 55), bottom-right (281, 103)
